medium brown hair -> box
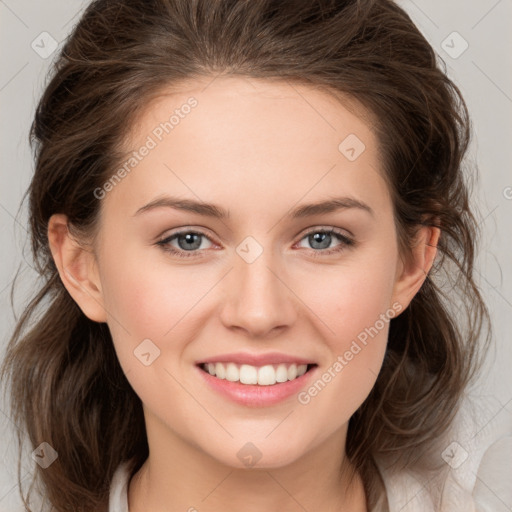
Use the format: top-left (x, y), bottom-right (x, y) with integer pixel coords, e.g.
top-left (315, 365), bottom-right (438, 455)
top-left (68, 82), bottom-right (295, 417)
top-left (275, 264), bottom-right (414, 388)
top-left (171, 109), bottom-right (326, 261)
top-left (1, 0), bottom-right (490, 510)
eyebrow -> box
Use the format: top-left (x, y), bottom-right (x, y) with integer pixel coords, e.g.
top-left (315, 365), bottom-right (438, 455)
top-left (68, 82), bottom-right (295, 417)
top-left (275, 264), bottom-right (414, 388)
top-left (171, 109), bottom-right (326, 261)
top-left (133, 195), bottom-right (374, 219)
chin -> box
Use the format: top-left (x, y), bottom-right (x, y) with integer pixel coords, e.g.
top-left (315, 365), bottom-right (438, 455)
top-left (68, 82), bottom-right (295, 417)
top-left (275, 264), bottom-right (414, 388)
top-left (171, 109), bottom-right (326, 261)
top-left (204, 437), bottom-right (311, 470)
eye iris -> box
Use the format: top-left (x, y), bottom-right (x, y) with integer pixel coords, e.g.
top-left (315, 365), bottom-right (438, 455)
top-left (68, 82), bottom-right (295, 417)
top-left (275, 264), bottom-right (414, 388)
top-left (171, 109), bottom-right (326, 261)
top-left (310, 232), bottom-right (331, 250)
top-left (178, 233), bottom-right (202, 251)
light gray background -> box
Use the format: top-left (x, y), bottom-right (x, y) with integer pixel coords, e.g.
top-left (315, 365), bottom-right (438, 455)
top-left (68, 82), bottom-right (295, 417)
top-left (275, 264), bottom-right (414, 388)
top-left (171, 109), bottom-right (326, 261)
top-left (1, 1), bottom-right (511, 510)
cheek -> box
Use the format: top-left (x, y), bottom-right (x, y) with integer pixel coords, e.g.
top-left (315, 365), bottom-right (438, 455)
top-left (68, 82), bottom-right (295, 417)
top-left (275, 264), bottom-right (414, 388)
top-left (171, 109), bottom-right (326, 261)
top-left (101, 270), bottom-right (170, 337)
top-left (98, 253), bottom-right (203, 402)
top-left (98, 247), bottom-right (224, 390)
top-left (99, 246), bottom-right (209, 337)
top-left (293, 249), bottom-right (398, 408)
top-left (298, 252), bottom-right (397, 346)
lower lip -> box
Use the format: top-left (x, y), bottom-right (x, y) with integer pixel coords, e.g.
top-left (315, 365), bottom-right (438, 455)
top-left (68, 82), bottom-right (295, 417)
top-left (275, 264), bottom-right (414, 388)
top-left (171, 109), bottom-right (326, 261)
top-left (196, 365), bottom-right (317, 407)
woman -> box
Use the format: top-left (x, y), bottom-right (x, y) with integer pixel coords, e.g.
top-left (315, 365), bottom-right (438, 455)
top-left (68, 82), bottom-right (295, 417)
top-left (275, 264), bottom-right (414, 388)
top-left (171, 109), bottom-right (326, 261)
top-left (1, 0), bottom-right (499, 510)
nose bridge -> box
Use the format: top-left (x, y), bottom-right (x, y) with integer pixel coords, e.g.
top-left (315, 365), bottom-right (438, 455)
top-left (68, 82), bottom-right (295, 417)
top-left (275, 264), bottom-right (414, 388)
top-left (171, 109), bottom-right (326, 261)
top-left (219, 236), bottom-right (296, 336)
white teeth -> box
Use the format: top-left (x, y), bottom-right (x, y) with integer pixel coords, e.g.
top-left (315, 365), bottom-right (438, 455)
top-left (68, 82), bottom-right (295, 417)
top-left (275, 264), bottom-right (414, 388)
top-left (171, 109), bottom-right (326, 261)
top-left (225, 363), bottom-right (239, 382)
top-left (275, 364), bottom-right (288, 383)
top-left (257, 365), bottom-right (275, 386)
top-left (297, 364), bottom-right (307, 377)
top-left (204, 362), bottom-right (310, 385)
top-left (215, 362), bottom-right (226, 379)
top-left (239, 364), bottom-right (258, 384)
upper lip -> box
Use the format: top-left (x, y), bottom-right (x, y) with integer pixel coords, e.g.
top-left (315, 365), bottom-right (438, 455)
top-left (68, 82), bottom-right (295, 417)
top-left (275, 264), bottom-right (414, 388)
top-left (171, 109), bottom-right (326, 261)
top-left (196, 352), bottom-right (316, 366)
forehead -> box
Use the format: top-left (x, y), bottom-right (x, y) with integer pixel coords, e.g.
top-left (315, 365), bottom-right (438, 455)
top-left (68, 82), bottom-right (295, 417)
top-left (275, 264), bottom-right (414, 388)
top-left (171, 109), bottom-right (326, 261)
top-left (127, 76), bottom-right (378, 153)
top-left (101, 76), bottom-right (390, 223)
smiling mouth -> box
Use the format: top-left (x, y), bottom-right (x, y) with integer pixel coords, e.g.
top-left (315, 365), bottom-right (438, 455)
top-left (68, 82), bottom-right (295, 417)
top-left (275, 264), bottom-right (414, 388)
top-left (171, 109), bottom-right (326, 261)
top-left (199, 362), bottom-right (317, 386)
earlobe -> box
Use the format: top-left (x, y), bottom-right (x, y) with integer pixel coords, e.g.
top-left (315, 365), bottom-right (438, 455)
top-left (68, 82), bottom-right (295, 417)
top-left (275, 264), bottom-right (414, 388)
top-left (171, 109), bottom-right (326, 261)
top-left (391, 225), bottom-right (440, 312)
top-left (47, 214), bottom-right (107, 323)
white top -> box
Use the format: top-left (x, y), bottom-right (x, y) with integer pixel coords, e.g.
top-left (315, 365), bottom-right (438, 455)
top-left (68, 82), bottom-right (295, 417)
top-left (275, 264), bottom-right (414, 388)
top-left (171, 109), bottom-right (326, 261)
top-left (109, 398), bottom-right (512, 511)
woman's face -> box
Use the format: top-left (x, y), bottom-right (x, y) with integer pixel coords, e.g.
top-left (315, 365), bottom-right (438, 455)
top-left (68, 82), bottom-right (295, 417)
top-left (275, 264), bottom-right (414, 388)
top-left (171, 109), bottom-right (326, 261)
top-left (58, 76), bottom-right (429, 469)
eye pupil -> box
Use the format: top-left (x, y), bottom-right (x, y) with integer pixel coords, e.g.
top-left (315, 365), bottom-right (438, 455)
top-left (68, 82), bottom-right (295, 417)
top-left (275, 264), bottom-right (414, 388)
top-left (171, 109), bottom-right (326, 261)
top-left (310, 232), bottom-right (331, 250)
top-left (178, 233), bottom-right (202, 250)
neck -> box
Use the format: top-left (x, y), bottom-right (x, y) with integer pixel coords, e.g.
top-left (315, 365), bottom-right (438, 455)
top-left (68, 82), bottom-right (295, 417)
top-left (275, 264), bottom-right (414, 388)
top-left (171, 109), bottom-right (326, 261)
top-left (128, 414), bottom-right (367, 512)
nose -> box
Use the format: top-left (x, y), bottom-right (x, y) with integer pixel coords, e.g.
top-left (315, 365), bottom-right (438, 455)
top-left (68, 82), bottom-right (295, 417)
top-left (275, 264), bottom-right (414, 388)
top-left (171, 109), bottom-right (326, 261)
top-left (219, 245), bottom-right (297, 339)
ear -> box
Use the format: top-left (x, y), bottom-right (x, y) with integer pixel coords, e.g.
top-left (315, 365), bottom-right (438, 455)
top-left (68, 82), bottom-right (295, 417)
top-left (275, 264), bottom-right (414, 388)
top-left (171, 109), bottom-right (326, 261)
top-left (47, 214), bottom-right (107, 323)
top-left (391, 225), bottom-right (440, 312)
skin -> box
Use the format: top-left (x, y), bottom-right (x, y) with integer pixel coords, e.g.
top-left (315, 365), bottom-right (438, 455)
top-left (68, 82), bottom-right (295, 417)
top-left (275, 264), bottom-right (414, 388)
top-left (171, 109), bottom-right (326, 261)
top-left (48, 76), bottom-right (439, 511)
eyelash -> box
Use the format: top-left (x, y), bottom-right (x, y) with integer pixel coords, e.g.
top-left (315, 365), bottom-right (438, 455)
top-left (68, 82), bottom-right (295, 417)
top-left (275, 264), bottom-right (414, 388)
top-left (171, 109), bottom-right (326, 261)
top-left (156, 227), bottom-right (355, 259)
